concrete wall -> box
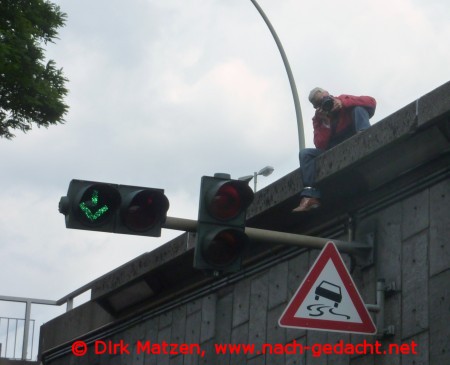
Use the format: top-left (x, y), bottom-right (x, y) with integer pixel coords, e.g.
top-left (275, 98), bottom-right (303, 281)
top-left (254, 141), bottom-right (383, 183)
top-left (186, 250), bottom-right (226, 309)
top-left (39, 83), bottom-right (450, 365)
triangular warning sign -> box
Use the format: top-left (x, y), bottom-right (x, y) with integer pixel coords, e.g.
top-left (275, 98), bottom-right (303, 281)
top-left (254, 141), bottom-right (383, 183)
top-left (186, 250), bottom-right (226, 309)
top-left (279, 241), bottom-right (376, 334)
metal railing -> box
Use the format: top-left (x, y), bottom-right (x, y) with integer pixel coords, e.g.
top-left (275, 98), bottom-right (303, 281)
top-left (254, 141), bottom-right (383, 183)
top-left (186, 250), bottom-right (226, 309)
top-left (0, 316), bottom-right (35, 360)
top-left (0, 283), bottom-right (94, 360)
top-left (0, 296), bottom-right (58, 360)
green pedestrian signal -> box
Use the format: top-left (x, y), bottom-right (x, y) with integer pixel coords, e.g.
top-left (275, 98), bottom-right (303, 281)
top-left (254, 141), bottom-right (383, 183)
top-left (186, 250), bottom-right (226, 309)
top-left (79, 189), bottom-right (112, 223)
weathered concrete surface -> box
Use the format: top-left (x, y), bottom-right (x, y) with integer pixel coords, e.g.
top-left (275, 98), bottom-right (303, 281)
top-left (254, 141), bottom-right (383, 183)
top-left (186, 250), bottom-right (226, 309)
top-left (39, 82), bottom-right (450, 365)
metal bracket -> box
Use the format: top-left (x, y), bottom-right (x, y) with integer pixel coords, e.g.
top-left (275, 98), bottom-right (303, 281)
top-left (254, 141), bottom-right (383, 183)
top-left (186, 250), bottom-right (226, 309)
top-left (366, 279), bottom-right (396, 338)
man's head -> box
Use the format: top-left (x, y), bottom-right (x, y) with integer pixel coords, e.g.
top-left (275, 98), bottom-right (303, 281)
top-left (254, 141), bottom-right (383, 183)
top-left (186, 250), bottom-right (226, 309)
top-left (308, 87), bottom-right (330, 109)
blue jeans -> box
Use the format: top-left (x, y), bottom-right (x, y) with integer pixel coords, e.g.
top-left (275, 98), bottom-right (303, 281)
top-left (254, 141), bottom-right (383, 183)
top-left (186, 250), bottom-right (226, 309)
top-left (299, 106), bottom-right (371, 198)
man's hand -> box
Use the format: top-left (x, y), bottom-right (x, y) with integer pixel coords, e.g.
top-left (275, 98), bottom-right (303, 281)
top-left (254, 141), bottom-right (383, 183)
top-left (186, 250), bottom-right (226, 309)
top-left (331, 97), bottom-right (343, 112)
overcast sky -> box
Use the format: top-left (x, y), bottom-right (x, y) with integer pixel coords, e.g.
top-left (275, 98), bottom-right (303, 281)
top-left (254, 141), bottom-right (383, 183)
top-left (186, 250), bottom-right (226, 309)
top-left (1, 0), bottom-right (449, 359)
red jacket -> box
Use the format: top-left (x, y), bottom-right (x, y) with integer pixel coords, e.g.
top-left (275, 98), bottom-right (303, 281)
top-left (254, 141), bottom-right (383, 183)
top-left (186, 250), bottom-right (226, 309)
top-left (313, 94), bottom-right (376, 150)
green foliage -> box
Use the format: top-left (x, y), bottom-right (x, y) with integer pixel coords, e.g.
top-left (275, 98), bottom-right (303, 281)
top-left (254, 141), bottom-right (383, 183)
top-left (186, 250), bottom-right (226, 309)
top-left (0, 0), bottom-right (68, 139)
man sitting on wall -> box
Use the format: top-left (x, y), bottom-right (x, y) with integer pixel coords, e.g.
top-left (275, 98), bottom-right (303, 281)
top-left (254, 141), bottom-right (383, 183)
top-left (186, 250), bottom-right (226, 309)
top-left (292, 87), bottom-right (376, 213)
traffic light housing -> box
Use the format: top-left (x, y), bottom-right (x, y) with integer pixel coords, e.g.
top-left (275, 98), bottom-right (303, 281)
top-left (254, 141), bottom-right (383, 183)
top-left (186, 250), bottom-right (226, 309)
top-left (194, 174), bottom-right (254, 275)
top-left (59, 179), bottom-right (169, 237)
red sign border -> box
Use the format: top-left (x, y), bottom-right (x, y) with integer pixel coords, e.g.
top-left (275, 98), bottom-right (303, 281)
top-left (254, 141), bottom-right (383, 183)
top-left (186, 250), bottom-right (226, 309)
top-left (279, 242), bottom-right (377, 334)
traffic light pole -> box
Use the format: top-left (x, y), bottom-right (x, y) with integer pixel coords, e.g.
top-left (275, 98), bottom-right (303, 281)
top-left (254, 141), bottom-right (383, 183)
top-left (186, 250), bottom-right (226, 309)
top-left (163, 216), bottom-right (373, 259)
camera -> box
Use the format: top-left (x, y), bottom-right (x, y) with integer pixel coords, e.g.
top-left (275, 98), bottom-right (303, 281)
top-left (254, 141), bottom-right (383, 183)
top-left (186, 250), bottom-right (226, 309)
top-left (321, 96), bottom-right (335, 112)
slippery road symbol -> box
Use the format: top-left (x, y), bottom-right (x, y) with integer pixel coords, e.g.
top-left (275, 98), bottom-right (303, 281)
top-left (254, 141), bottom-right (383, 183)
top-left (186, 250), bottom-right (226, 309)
top-left (307, 281), bottom-right (351, 320)
top-left (315, 280), bottom-right (342, 307)
top-left (306, 304), bottom-right (351, 320)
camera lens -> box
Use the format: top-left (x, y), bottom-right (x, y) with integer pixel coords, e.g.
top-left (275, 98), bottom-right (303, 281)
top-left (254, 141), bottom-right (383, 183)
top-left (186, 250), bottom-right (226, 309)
top-left (321, 96), bottom-right (334, 112)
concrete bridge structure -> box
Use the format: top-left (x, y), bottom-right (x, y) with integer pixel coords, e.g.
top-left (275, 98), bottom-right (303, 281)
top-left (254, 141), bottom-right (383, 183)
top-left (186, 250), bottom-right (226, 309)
top-left (38, 82), bottom-right (450, 365)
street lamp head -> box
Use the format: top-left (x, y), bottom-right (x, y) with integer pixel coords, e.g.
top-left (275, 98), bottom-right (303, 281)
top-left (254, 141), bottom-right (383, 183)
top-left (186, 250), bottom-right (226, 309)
top-left (239, 166), bottom-right (274, 192)
top-left (258, 166), bottom-right (274, 177)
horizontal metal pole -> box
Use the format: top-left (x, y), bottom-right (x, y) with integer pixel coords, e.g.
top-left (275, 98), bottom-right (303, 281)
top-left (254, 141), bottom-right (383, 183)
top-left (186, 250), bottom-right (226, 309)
top-left (164, 216), bottom-right (197, 232)
top-left (245, 227), bottom-right (370, 256)
top-left (163, 216), bottom-right (371, 256)
top-left (0, 295), bottom-right (57, 306)
top-left (366, 304), bottom-right (381, 313)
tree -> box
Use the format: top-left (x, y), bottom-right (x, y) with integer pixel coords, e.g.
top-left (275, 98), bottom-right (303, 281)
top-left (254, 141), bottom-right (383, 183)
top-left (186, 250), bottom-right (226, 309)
top-left (0, 0), bottom-right (68, 139)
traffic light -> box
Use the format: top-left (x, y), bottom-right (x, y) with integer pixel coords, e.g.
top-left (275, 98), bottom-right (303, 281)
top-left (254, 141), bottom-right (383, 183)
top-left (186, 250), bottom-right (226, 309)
top-left (194, 174), bottom-right (254, 275)
top-left (59, 179), bottom-right (169, 237)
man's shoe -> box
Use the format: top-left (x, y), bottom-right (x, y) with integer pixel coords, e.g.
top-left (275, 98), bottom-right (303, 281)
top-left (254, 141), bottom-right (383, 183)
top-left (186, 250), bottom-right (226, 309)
top-left (292, 197), bottom-right (321, 213)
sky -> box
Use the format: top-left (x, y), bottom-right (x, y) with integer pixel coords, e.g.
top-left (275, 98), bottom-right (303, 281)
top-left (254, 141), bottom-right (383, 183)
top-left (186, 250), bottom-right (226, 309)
top-left (1, 0), bottom-right (449, 359)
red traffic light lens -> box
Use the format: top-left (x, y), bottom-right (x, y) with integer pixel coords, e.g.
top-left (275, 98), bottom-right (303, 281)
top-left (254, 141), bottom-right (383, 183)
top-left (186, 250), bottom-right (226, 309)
top-left (208, 182), bottom-right (252, 221)
top-left (122, 190), bottom-right (169, 232)
top-left (203, 229), bottom-right (248, 268)
top-left (211, 184), bottom-right (240, 220)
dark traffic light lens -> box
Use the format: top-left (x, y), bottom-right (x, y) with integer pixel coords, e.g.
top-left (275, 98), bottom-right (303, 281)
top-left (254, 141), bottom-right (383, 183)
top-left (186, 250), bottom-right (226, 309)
top-left (203, 229), bottom-right (248, 267)
top-left (209, 183), bottom-right (243, 220)
top-left (122, 190), bottom-right (168, 232)
top-left (77, 184), bottom-right (121, 227)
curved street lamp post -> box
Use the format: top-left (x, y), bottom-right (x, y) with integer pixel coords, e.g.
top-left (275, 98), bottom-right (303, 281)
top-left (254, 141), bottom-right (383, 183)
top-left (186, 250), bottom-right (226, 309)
top-left (249, 0), bottom-right (305, 150)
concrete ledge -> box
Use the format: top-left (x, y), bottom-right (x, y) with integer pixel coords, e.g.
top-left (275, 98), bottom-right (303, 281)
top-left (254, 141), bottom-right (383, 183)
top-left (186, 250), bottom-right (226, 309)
top-left (39, 300), bottom-right (113, 356)
top-left (247, 169), bottom-right (301, 219)
top-left (418, 81), bottom-right (450, 127)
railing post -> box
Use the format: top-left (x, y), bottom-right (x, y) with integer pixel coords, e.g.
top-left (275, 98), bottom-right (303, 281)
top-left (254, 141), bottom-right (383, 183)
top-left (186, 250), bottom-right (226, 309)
top-left (22, 300), bottom-right (31, 360)
top-left (66, 297), bottom-right (74, 312)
